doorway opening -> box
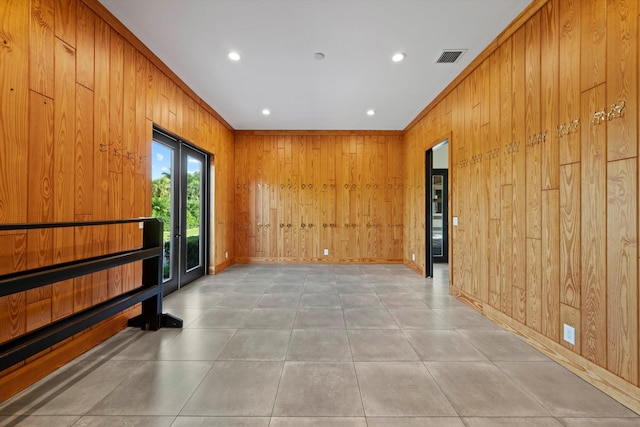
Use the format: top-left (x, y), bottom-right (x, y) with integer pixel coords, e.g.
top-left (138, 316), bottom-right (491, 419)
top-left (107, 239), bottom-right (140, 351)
top-left (151, 128), bottom-right (209, 296)
top-left (425, 140), bottom-right (449, 278)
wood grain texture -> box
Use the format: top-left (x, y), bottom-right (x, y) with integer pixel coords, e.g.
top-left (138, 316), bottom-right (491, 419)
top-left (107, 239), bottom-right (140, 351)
top-left (235, 133), bottom-right (403, 262)
top-left (542, 189), bottom-right (560, 340)
top-left (0, 234), bottom-right (27, 343)
top-left (75, 1), bottom-right (94, 89)
top-left (606, 0), bottom-right (637, 161)
top-left (54, 0), bottom-right (76, 47)
top-left (581, 84), bottom-right (607, 367)
top-left (500, 185), bottom-right (514, 316)
top-left (27, 91), bottom-right (54, 271)
top-left (29, 0), bottom-right (54, 97)
top-left (559, 0), bottom-right (581, 165)
top-left (606, 158), bottom-right (638, 383)
top-left (0, 0), bottom-right (30, 225)
top-left (512, 26), bottom-right (527, 291)
top-left (580, 0), bottom-right (607, 92)
top-left (541, 0), bottom-right (560, 190)
top-left (560, 163), bottom-right (581, 308)
top-left (525, 13), bottom-right (542, 240)
top-left (560, 303), bottom-right (582, 352)
top-left (75, 83), bottom-right (94, 215)
top-left (526, 238), bottom-right (542, 332)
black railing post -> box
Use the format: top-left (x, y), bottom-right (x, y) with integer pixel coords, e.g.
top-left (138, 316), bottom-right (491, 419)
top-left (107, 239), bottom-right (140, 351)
top-left (139, 218), bottom-right (163, 330)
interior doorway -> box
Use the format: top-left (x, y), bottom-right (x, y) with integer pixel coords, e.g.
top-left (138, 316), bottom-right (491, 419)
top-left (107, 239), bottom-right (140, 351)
top-left (425, 140), bottom-right (449, 277)
top-left (151, 128), bottom-right (209, 295)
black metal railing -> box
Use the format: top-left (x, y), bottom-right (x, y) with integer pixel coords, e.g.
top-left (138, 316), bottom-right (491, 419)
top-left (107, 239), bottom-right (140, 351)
top-left (0, 218), bottom-right (182, 372)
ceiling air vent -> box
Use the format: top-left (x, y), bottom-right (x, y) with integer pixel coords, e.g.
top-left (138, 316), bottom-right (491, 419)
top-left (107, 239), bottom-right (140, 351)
top-left (435, 49), bottom-right (466, 64)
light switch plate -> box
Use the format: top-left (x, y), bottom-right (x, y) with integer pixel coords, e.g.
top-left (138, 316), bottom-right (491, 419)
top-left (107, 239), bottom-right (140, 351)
top-left (453, 217), bottom-right (459, 226)
top-left (324, 249), bottom-right (329, 256)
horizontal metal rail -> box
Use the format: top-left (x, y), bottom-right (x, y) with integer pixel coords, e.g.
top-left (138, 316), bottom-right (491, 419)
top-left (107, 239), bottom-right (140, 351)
top-left (0, 218), bottom-right (182, 372)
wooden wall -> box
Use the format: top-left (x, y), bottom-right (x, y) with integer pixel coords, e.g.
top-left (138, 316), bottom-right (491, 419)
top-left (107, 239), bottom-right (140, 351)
top-left (0, 0), bottom-right (234, 397)
top-left (234, 131), bottom-right (404, 263)
top-left (404, 0), bottom-right (640, 411)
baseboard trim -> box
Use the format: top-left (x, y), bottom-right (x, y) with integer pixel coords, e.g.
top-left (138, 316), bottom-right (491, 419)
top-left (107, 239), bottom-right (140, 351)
top-left (234, 257), bottom-right (403, 264)
top-left (210, 259), bottom-right (234, 274)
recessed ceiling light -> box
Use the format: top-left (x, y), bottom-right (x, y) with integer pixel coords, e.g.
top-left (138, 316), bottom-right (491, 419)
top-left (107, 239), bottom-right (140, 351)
top-left (392, 52), bottom-right (406, 62)
top-left (313, 52), bottom-right (325, 61)
top-left (262, 109), bottom-right (271, 116)
top-left (228, 51), bottom-right (241, 61)
top-left (367, 109), bottom-right (376, 116)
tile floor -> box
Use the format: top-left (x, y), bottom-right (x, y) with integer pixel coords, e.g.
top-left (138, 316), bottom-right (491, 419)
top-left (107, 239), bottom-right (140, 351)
top-left (1, 264), bottom-right (639, 427)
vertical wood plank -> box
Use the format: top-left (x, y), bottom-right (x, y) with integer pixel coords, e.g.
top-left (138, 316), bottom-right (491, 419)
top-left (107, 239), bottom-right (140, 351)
top-left (541, 0), bottom-right (560, 190)
top-left (500, 185), bottom-right (513, 316)
top-left (580, 0), bottom-right (607, 92)
top-left (606, 0), bottom-right (637, 161)
top-left (512, 26), bottom-right (527, 293)
top-left (54, 0), bottom-right (75, 47)
top-left (52, 38), bottom-right (76, 320)
top-left (581, 84), bottom-right (607, 367)
top-left (559, 0), bottom-right (581, 165)
top-left (29, 0), bottom-right (54, 97)
top-left (0, 0), bottom-right (30, 225)
top-left (500, 38), bottom-right (513, 186)
top-left (526, 238), bottom-right (542, 332)
top-left (607, 158), bottom-right (638, 383)
top-left (92, 18), bottom-right (110, 303)
top-left (73, 215), bottom-right (92, 311)
top-left (75, 2), bottom-right (94, 90)
top-left (27, 91), bottom-right (54, 270)
top-left (525, 12), bottom-right (542, 240)
top-left (75, 83), bottom-right (94, 216)
top-left (560, 163), bottom-right (581, 308)
top-left (542, 189), bottom-right (560, 340)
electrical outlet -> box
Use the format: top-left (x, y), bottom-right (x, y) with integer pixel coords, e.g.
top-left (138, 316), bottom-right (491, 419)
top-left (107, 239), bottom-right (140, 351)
top-left (225, 251), bottom-right (229, 259)
top-left (453, 216), bottom-right (459, 226)
top-left (324, 248), bottom-right (329, 256)
top-left (563, 324), bottom-right (575, 345)
top-left (139, 222), bottom-right (144, 229)
top-left (412, 253), bottom-right (416, 261)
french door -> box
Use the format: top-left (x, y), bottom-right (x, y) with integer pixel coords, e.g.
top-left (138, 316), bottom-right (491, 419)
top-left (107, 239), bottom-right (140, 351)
top-left (151, 129), bottom-right (208, 295)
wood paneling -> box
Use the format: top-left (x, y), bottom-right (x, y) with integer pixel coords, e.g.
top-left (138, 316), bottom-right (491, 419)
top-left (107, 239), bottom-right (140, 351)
top-left (580, 0), bottom-right (607, 92)
top-left (606, 0), bottom-right (637, 161)
top-left (560, 163), bottom-right (581, 308)
top-left (404, 0), bottom-right (640, 407)
top-left (581, 84), bottom-right (607, 367)
top-left (0, 0), bottom-right (30, 226)
top-left (1, 0), bottom-right (236, 396)
top-left (30, 0), bottom-right (54, 97)
top-left (559, 0), bottom-right (581, 165)
top-left (542, 189), bottom-right (560, 340)
top-left (606, 158), bottom-right (638, 383)
top-left (541, 0), bottom-right (560, 190)
top-left (235, 132), bottom-right (403, 263)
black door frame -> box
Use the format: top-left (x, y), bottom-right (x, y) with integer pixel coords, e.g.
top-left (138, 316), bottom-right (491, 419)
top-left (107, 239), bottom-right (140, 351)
top-left (425, 146), bottom-right (449, 277)
top-left (153, 128), bottom-right (209, 295)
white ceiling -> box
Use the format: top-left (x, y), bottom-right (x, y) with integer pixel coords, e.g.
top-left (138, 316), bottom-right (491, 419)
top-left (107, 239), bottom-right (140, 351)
top-left (99, 0), bottom-right (531, 130)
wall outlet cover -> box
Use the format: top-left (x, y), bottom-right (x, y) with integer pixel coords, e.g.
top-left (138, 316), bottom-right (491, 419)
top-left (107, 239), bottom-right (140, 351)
top-left (412, 253), bottom-right (416, 261)
top-left (563, 324), bottom-right (575, 345)
top-left (225, 251), bottom-right (229, 259)
top-left (324, 249), bottom-right (329, 256)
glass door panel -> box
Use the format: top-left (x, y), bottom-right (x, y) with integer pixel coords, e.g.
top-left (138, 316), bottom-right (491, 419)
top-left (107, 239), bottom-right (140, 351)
top-left (152, 130), bottom-right (208, 295)
top-left (152, 141), bottom-right (177, 293)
